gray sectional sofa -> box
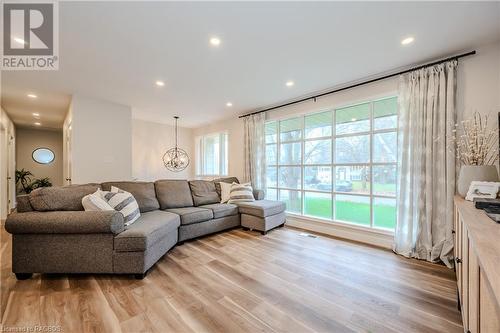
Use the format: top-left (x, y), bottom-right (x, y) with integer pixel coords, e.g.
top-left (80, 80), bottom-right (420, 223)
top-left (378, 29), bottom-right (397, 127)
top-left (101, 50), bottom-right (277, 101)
top-left (5, 177), bottom-right (286, 280)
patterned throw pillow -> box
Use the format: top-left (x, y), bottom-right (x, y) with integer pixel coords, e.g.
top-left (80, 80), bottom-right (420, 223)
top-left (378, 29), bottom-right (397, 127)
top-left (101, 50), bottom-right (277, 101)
top-left (228, 182), bottom-right (255, 204)
top-left (102, 187), bottom-right (140, 226)
top-left (82, 190), bottom-right (114, 211)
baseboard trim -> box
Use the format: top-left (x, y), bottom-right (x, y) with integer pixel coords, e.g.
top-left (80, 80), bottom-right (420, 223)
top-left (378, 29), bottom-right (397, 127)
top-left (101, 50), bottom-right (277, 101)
top-left (285, 214), bottom-right (394, 249)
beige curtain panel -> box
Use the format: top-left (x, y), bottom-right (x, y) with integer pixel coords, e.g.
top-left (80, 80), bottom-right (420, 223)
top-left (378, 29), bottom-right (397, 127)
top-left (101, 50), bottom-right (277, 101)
top-left (243, 112), bottom-right (267, 191)
top-left (394, 60), bottom-right (457, 267)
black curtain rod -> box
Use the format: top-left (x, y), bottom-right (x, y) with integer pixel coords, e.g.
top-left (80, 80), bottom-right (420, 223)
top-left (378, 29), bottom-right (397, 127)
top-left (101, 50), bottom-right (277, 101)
top-left (239, 50), bottom-right (476, 118)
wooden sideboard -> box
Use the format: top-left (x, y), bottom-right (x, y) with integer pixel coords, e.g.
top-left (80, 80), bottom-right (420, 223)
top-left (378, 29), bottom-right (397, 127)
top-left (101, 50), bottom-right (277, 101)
top-left (454, 196), bottom-right (500, 332)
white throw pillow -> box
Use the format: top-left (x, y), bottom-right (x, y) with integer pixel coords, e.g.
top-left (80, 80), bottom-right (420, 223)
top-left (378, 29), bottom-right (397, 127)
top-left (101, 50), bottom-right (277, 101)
top-left (228, 182), bottom-right (255, 204)
top-left (101, 188), bottom-right (140, 226)
top-left (219, 181), bottom-right (232, 203)
top-left (82, 190), bottom-right (114, 211)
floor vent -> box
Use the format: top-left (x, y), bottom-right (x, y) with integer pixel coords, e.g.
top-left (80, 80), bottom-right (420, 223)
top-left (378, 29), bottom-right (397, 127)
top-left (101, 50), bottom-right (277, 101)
top-left (299, 232), bottom-right (317, 238)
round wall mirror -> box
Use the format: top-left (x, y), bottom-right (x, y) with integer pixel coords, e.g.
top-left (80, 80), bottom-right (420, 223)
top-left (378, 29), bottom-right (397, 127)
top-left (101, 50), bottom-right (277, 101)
top-left (32, 148), bottom-right (55, 164)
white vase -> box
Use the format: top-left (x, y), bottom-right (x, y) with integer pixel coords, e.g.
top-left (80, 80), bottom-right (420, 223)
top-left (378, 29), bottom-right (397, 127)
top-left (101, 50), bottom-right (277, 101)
top-left (457, 165), bottom-right (499, 197)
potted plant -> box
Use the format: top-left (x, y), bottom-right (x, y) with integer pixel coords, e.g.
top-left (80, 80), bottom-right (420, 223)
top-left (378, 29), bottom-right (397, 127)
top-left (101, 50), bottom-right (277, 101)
top-left (31, 177), bottom-right (53, 190)
top-left (453, 112), bottom-right (499, 196)
top-left (15, 169), bottom-right (33, 194)
top-left (15, 169), bottom-right (53, 194)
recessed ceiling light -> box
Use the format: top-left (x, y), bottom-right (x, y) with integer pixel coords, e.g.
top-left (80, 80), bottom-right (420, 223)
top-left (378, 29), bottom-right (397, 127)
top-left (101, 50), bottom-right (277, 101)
top-left (13, 37), bottom-right (26, 45)
top-left (286, 80), bottom-right (295, 87)
top-left (226, 102), bottom-right (233, 107)
top-left (401, 37), bottom-right (414, 45)
top-left (155, 80), bottom-right (165, 87)
top-left (27, 93), bottom-right (37, 98)
top-left (210, 37), bottom-right (221, 46)
top-left (34, 122), bottom-right (41, 126)
top-left (32, 113), bottom-right (40, 117)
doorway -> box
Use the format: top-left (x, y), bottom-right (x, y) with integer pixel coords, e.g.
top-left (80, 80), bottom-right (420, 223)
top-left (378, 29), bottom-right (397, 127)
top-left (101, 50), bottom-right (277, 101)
top-left (7, 133), bottom-right (15, 212)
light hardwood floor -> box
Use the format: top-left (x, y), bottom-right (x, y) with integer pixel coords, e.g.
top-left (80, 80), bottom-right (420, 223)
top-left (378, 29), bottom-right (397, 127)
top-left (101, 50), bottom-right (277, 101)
top-left (1, 225), bottom-right (462, 333)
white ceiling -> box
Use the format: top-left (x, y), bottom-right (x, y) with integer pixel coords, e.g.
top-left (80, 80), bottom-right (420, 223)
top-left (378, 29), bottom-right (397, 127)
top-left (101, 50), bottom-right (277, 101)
top-left (1, 88), bottom-right (70, 130)
top-left (2, 1), bottom-right (500, 129)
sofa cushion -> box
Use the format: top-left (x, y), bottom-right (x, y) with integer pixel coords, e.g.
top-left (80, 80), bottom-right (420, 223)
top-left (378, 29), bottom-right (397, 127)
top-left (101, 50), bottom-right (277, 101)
top-left (29, 183), bottom-right (101, 211)
top-left (214, 177), bottom-right (240, 196)
top-left (155, 180), bottom-right (194, 209)
top-left (189, 180), bottom-right (220, 206)
top-left (16, 195), bottom-right (33, 212)
top-left (101, 181), bottom-right (160, 212)
top-left (165, 207), bottom-right (213, 225)
top-left (199, 203), bottom-right (239, 219)
top-left (114, 210), bottom-right (180, 252)
top-left (253, 189), bottom-right (266, 201)
top-left (236, 200), bottom-right (286, 218)
top-left (214, 177), bottom-right (240, 184)
top-left (5, 210), bottom-right (124, 235)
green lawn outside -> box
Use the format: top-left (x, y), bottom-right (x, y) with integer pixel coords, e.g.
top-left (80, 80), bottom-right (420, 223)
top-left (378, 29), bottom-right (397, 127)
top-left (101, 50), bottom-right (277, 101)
top-left (299, 197), bottom-right (396, 230)
top-left (351, 181), bottom-right (395, 194)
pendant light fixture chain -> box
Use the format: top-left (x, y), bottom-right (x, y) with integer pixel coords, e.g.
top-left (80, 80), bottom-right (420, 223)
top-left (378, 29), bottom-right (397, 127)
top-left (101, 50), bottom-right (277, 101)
top-left (162, 116), bottom-right (190, 172)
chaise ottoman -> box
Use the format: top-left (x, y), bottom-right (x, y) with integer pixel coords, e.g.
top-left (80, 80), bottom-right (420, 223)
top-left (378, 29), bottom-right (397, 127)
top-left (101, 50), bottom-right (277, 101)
top-left (237, 200), bottom-right (286, 234)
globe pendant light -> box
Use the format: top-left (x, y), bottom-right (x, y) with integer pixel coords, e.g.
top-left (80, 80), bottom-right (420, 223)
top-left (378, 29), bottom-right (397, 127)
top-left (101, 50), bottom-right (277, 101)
top-left (163, 116), bottom-right (190, 172)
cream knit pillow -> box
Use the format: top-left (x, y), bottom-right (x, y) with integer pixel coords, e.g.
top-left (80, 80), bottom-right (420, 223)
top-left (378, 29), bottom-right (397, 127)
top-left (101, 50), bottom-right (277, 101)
top-left (219, 181), bottom-right (232, 203)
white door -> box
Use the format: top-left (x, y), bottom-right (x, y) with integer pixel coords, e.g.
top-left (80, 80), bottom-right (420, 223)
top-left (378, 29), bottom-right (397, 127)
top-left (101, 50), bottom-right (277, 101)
top-left (64, 122), bottom-right (72, 185)
top-left (7, 132), bottom-right (15, 211)
top-left (0, 127), bottom-right (6, 219)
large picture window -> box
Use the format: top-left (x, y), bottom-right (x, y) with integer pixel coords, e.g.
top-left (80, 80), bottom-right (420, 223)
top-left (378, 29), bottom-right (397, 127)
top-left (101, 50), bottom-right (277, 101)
top-left (265, 96), bottom-right (397, 230)
top-left (196, 132), bottom-right (228, 177)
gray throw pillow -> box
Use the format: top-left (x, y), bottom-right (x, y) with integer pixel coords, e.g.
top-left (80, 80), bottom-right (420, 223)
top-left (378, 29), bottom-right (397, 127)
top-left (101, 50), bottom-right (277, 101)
top-left (101, 181), bottom-right (160, 212)
top-left (189, 180), bottom-right (220, 206)
top-left (155, 180), bottom-right (194, 209)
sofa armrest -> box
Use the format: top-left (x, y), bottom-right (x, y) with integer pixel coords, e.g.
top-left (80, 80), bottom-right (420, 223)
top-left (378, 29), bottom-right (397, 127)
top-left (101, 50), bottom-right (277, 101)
top-left (253, 189), bottom-right (265, 200)
top-left (5, 211), bottom-right (125, 235)
top-left (16, 195), bottom-right (33, 212)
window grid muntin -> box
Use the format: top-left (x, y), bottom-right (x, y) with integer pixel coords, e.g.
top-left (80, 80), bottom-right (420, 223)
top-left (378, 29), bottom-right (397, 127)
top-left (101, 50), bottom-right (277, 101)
top-left (266, 96), bottom-right (397, 230)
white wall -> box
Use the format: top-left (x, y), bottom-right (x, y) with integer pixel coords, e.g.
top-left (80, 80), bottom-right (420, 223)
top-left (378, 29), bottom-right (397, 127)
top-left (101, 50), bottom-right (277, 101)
top-left (65, 95), bottom-right (132, 184)
top-left (132, 119), bottom-right (194, 180)
top-left (457, 42), bottom-right (500, 169)
top-left (16, 128), bottom-right (63, 186)
top-left (457, 42), bottom-right (500, 124)
top-left (192, 117), bottom-right (245, 182)
top-left (0, 107), bottom-right (16, 219)
top-left (63, 103), bottom-right (72, 185)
